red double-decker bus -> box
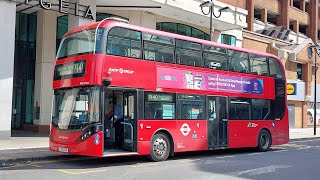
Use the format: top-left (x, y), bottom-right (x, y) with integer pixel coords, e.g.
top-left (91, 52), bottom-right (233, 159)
top-left (50, 18), bottom-right (288, 161)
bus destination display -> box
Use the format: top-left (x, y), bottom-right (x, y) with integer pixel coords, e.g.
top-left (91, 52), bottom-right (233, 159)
top-left (54, 60), bottom-right (86, 80)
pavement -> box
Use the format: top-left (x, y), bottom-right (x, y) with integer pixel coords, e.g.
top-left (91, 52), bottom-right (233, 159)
top-left (0, 128), bottom-right (320, 167)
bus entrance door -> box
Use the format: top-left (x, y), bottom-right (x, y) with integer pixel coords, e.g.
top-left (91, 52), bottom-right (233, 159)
top-left (122, 91), bottom-right (137, 152)
top-left (103, 89), bottom-right (138, 155)
top-left (207, 96), bottom-right (228, 149)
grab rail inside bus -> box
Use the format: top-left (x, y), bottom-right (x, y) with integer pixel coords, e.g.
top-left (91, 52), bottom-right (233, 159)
top-left (121, 122), bottom-right (133, 140)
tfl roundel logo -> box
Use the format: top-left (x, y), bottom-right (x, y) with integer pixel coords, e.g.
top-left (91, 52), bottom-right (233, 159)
top-left (180, 123), bottom-right (191, 136)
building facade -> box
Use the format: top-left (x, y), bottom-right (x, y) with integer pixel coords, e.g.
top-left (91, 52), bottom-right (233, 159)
top-left (0, 0), bottom-right (247, 139)
top-left (242, 0), bottom-right (320, 128)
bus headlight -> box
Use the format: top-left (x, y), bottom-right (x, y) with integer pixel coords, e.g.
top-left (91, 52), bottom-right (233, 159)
top-left (76, 130), bottom-right (93, 142)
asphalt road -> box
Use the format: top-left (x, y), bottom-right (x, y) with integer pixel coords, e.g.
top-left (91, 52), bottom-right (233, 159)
top-left (1, 138), bottom-right (320, 180)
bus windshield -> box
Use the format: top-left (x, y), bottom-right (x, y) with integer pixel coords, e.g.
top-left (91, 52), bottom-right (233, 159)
top-left (52, 87), bottom-right (100, 130)
top-left (56, 29), bottom-right (96, 59)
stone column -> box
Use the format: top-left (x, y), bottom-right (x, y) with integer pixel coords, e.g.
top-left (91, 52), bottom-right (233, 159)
top-left (33, 10), bottom-right (57, 132)
top-left (0, 1), bottom-right (16, 139)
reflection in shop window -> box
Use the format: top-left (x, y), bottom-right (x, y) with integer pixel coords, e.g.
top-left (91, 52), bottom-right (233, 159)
top-left (156, 22), bottom-right (210, 40)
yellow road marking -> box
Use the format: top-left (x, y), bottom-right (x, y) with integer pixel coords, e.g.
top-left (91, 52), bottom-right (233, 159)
top-left (58, 169), bottom-right (107, 175)
top-left (216, 156), bottom-right (234, 159)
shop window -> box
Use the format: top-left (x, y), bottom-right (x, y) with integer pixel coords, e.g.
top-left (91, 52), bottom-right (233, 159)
top-left (156, 22), bottom-right (210, 40)
top-left (56, 15), bottom-right (68, 52)
top-left (221, 34), bottom-right (236, 46)
top-left (96, 13), bottom-right (128, 21)
top-left (13, 12), bottom-right (38, 127)
top-left (297, 63), bottom-right (303, 80)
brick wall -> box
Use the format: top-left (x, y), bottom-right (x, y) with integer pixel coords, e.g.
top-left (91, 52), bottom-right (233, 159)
top-left (218, 0), bottom-right (246, 9)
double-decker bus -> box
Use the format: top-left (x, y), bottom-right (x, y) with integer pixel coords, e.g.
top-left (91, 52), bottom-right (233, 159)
top-left (50, 18), bottom-right (288, 161)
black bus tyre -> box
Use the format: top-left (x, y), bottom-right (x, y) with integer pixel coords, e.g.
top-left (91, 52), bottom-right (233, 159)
top-left (147, 133), bottom-right (170, 162)
top-left (257, 129), bottom-right (271, 152)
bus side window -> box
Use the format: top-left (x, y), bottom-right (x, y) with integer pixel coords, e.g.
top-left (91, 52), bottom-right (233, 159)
top-left (228, 50), bottom-right (249, 73)
top-left (107, 27), bottom-right (141, 58)
top-left (176, 40), bottom-right (202, 67)
top-left (203, 45), bottom-right (228, 70)
top-left (143, 33), bottom-right (175, 63)
top-left (249, 55), bottom-right (269, 76)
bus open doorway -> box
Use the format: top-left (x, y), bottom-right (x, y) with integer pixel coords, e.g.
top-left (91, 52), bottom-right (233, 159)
top-left (103, 89), bottom-right (138, 156)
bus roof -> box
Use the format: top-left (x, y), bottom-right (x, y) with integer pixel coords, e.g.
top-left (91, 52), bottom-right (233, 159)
top-left (64, 19), bottom-right (284, 71)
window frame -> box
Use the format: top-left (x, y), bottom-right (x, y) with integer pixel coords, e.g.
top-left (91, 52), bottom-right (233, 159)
top-left (175, 39), bottom-right (203, 67)
top-left (142, 32), bottom-right (175, 63)
top-left (144, 92), bottom-right (176, 120)
top-left (176, 94), bottom-right (205, 120)
top-left (251, 99), bottom-right (271, 120)
top-left (249, 54), bottom-right (270, 76)
top-left (229, 97), bottom-right (251, 120)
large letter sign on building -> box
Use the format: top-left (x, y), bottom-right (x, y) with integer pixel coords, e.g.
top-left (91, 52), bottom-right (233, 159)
top-left (7, 0), bottom-right (94, 20)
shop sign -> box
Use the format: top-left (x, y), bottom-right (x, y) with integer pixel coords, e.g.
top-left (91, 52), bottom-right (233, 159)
top-left (287, 83), bottom-right (297, 95)
top-left (7, 0), bottom-right (94, 20)
top-left (286, 80), bottom-right (305, 101)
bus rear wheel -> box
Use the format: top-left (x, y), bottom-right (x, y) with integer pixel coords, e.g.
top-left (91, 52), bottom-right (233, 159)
top-left (257, 129), bottom-right (271, 152)
top-left (148, 133), bottom-right (170, 162)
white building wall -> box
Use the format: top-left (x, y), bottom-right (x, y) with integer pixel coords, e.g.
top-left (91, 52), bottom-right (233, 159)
top-left (0, 1), bottom-right (16, 139)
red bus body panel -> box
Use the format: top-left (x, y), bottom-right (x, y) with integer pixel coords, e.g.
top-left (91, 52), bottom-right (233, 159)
top-left (49, 126), bottom-right (103, 157)
top-left (51, 20), bottom-right (289, 157)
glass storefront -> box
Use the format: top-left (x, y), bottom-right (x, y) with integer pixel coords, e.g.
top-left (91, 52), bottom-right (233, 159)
top-left (56, 13), bottom-right (128, 53)
top-left (221, 34), bottom-right (236, 46)
top-left (156, 22), bottom-right (211, 40)
top-left (12, 12), bottom-right (37, 129)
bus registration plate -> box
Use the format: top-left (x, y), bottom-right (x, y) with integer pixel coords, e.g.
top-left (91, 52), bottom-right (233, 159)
top-left (58, 147), bottom-right (68, 153)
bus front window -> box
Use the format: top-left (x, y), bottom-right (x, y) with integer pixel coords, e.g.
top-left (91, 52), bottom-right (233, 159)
top-left (52, 87), bottom-right (101, 130)
top-left (56, 28), bottom-right (103, 59)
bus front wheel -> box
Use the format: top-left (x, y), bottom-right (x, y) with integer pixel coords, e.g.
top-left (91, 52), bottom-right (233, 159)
top-left (148, 133), bottom-right (170, 162)
top-left (257, 129), bottom-right (271, 152)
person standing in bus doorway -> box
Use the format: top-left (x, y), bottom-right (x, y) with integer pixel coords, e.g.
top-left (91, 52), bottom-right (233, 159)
top-left (106, 99), bottom-right (123, 148)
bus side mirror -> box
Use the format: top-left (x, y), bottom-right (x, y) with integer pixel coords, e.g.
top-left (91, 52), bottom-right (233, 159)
top-left (102, 78), bottom-right (112, 86)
